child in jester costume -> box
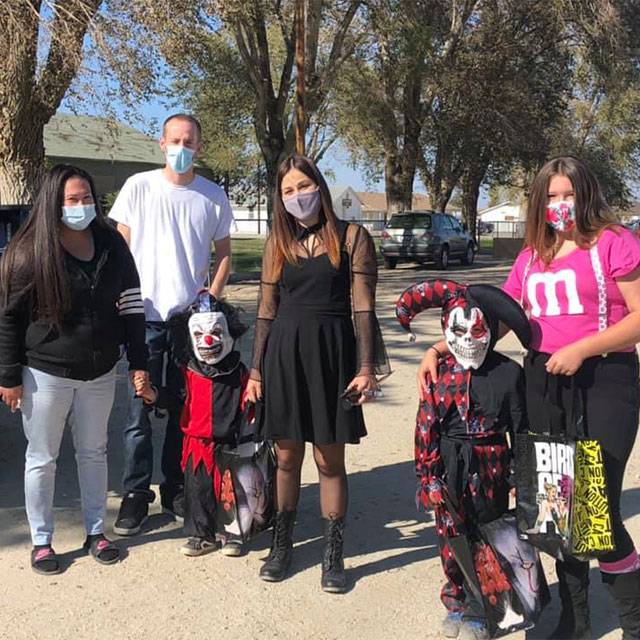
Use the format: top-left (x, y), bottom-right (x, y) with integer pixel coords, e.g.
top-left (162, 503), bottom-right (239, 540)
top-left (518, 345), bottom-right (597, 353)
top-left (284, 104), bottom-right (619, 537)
top-left (136, 292), bottom-right (250, 557)
top-left (395, 280), bottom-right (532, 640)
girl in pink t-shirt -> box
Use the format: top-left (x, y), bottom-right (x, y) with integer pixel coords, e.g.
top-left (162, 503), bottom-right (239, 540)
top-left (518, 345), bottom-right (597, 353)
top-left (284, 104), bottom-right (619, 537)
top-left (420, 156), bottom-right (640, 639)
top-left (503, 157), bottom-right (640, 639)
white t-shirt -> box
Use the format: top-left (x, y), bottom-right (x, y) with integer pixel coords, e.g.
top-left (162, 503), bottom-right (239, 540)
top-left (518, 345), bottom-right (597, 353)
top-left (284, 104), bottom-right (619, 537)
top-left (109, 169), bottom-right (235, 321)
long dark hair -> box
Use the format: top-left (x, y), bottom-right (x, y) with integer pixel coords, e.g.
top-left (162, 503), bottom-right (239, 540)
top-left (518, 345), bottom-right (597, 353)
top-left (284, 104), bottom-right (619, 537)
top-left (524, 156), bottom-right (619, 264)
top-left (272, 154), bottom-right (342, 275)
top-left (0, 164), bottom-right (109, 327)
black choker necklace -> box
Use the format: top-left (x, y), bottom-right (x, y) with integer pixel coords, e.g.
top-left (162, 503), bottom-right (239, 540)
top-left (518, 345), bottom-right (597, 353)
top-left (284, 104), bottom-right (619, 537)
top-left (297, 220), bottom-right (325, 241)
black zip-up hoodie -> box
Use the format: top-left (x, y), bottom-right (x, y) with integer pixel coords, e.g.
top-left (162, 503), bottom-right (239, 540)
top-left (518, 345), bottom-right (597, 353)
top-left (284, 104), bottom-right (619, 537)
top-left (0, 222), bottom-right (147, 387)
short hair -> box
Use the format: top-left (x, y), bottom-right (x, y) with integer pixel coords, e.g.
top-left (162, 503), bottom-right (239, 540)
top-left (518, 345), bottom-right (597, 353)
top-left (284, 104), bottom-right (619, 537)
top-left (162, 113), bottom-right (202, 141)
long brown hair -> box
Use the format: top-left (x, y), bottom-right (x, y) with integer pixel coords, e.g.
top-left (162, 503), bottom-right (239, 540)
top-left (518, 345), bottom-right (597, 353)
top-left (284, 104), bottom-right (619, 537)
top-left (271, 154), bottom-right (342, 274)
top-left (524, 156), bottom-right (619, 264)
top-left (0, 164), bottom-right (110, 328)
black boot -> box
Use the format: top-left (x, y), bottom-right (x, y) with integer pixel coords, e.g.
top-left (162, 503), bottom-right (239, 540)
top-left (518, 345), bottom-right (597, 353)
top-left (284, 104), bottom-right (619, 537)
top-left (550, 559), bottom-right (591, 639)
top-left (259, 510), bottom-right (296, 582)
top-left (321, 515), bottom-right (347, 593)
top-left (603, 569), bottom-right (640, 639)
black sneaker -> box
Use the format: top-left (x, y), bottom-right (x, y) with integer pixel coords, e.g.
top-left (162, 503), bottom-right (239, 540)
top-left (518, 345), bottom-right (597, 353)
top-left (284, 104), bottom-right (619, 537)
top-left (161, 488), bottom-right (185, 524)
top-left (114, 492), bottom-right (150, 536)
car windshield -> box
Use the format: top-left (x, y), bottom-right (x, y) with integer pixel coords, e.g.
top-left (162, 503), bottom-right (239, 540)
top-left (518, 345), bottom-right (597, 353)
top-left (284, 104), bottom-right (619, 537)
top-left (387, 214), bottom-right (432, 229)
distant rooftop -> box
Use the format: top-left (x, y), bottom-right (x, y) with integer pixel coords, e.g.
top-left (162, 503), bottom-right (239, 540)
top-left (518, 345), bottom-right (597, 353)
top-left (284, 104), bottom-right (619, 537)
top-left (357, 191), bottom-right (431, 212)
top-left (44, 113), bottom-right (164, 165)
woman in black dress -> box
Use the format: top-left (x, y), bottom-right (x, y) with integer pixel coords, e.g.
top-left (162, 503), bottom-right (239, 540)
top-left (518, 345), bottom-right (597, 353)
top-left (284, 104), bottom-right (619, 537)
top-left (245, 154), bottom-right (390, 592)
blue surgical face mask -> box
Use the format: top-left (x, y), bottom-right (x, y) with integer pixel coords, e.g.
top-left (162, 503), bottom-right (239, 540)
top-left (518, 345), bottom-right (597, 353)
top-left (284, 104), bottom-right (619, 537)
top-left (283, 188), bottom-right (321, 221)
top-left (61, 204), bottom-right (96, 231)
top-left (165, 145), bottom-right (195, 174)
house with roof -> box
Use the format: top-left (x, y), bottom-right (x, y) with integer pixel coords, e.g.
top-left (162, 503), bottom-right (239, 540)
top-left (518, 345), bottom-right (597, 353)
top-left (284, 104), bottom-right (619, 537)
top-left (328, 186), bottom-right (362, 220)
top-left (44, 113), bottom-right (165, 196)
top-left (357, 191), bottom-right (432, 219)
top-left (478, 201), bottom-right (526, 237)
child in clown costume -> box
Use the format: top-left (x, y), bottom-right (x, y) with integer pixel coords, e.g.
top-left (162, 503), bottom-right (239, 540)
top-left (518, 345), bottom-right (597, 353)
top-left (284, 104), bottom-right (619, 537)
top-left (135, 292), bottom-right (250, 557)
top-left (395, 280), bottom-right (532, 640)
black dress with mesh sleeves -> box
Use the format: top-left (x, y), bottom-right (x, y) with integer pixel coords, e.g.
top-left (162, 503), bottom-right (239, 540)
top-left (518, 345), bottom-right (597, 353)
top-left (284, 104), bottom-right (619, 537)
top-left (251, 220), bottom-right (390, 444)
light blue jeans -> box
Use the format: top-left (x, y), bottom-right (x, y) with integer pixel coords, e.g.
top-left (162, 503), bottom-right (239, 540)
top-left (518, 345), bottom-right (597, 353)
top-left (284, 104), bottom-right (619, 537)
top-left (21, 365), bottom-right (117, 545)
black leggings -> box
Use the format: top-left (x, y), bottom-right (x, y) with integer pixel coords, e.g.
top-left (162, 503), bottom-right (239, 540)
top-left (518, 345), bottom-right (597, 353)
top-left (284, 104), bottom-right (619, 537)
top-left (524, 350), bottom-right (640, 565)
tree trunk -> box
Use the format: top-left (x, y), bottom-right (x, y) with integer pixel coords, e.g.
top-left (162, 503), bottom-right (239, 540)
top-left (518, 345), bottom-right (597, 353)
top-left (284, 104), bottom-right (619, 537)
top-left (384, 147), bottom-right (417, 215)
top-left (0, 118), bottom-right (46, 205)
top-left (385, 169), bottom-right (412, 214)
top-left (429, 184), bottom-right (454, 213)
top-left (262, 142), bottom-right (293, 223)
top-left (264, 156), bottom-right (278, 224)
top-left (460, 165), bottom-right (486, 243)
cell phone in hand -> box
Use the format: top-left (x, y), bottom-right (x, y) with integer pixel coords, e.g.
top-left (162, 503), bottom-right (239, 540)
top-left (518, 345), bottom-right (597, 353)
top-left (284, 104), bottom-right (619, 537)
top-left (340, 388), bottom-right (362, 411)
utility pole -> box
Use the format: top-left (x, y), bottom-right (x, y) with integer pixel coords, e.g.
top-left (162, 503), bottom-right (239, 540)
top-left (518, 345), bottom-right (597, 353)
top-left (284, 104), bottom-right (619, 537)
top-left (295, 0), bottom-right (306, 155)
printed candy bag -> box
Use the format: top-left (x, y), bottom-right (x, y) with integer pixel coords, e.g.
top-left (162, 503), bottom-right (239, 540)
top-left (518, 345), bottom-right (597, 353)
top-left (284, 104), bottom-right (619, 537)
top-left (515, 434), bottom-right (613, 561)
top-left (571, 440), bottom-right (614, 559)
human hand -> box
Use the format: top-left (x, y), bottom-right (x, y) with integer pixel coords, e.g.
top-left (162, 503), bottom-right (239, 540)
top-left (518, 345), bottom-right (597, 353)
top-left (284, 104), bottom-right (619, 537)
top-left (0, 385), bottom-right (22, 413)
top-left (346, 374), bottom-right (379, 405)
top-left (245, 379), bottom-right (262, 404)
top-left (545, 344), bottom-right (586, 376)
top-left (130, 370), bottom-right (149, 392)
top-left (417, 346), bottom-right (441, 397)
top-left (137, 384), bottom-right (157, 403)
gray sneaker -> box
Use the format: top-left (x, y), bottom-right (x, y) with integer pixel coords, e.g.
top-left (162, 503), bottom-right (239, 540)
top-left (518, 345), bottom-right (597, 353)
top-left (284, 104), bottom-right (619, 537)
top-left (180, 537), bottom-right (216, 557)
top-left (220, 540), bottom-right (243, 557)
top-left (441, 612), bottom-right (464, 638)
top-left (458, 620), bottom-right (489, 640)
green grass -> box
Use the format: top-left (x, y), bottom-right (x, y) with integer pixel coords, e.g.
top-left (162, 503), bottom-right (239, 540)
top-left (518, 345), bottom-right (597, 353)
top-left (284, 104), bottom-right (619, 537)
top-left (229, 236), bottom-right (267, 273)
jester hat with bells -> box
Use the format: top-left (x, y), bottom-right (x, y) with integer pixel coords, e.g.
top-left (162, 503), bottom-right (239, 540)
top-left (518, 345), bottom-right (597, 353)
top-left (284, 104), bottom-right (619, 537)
top-left (395, 279), bottom-right (531, 371)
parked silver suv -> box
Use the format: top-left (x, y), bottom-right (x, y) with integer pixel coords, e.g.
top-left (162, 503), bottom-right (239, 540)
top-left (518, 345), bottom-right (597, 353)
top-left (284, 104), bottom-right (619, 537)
top-left (379, 211), bottom-right (475, 270)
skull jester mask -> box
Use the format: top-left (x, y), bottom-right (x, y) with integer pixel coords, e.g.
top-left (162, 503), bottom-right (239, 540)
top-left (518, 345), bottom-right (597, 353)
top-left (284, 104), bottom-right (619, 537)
top-left (395, 279), bottom-right (531, 370)
top-left (443, 302), bottom-right (491, 370)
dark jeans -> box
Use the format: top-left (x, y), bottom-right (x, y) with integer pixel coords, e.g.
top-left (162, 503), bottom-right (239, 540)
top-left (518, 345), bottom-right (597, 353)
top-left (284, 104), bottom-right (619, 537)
top-left (122, 322), bottom-right (184, 498)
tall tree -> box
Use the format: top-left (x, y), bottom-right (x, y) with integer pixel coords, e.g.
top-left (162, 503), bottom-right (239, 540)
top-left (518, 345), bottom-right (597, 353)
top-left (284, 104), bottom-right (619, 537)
top-left (212, 0), bottom-right (363, 213)
top-left (0, 1), bottom-right (202, 204)
top-left (487, 0), bottom-right (640, 209)
top-left (0, 1), bottom-right (102, 203)
top-left (418, 0), bottom-right (569, 232)
top-left (335, 0), bottom-right (478, 215)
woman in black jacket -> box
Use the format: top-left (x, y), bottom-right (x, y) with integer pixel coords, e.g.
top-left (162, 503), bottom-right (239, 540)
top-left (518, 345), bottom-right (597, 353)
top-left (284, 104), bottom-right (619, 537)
top-left (0, 165), bottom-right (148, 574)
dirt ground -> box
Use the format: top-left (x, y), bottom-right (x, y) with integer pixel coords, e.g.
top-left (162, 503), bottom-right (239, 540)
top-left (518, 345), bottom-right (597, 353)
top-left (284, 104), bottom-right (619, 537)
top-left (0, 256), bottom-right (636, 639)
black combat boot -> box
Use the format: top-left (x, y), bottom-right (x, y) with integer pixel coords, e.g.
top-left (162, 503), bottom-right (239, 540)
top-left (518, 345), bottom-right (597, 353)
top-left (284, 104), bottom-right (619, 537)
top-left (603, 569), bottom-right (640, 640)
top-left (321, 515), bottom-right (347, 593)
top-left (259, 510), bottom-right (296, 582)
top-left (550, 559), bottom-right (591, 639)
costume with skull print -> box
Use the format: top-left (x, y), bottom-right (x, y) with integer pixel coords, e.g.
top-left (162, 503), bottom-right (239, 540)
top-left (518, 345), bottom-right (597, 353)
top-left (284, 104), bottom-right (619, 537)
top-left (395, 279), bottom-right (534, 620)
top-left (444, 301), bottom-right (491, 370)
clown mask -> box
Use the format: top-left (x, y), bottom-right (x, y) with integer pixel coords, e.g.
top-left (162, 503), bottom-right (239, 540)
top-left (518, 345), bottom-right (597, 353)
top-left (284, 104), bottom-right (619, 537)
top-left (444, 305), bottom-right (491, 370)
top-left (188, 311), bottom-right (234, 365)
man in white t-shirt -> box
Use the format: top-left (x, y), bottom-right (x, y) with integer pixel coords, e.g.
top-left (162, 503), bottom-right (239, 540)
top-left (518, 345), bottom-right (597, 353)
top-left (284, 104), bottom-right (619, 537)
top-left (109, 113), bottom-right (235, 535)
